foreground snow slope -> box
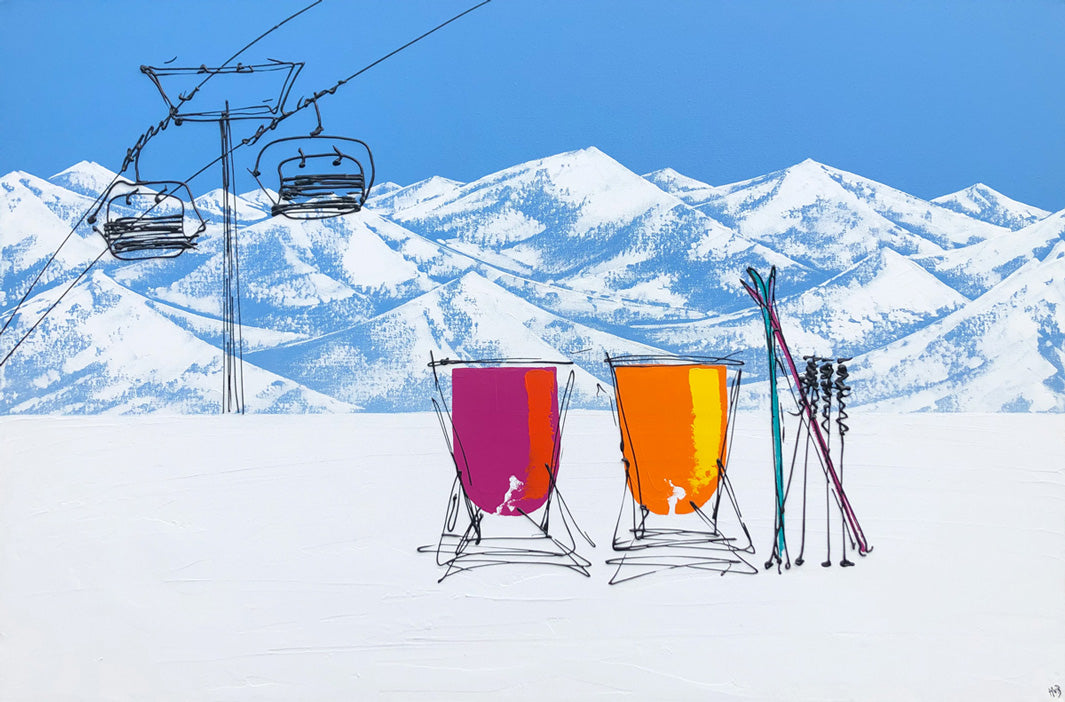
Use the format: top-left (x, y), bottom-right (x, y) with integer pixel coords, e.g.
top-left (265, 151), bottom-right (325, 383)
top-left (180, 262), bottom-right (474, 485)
top-left (0, 413), bottom-right (1060, 700)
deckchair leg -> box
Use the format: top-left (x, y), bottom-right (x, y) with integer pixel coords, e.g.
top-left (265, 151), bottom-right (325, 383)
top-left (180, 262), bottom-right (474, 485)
top-left (608, 467), bottom-right (757, 584)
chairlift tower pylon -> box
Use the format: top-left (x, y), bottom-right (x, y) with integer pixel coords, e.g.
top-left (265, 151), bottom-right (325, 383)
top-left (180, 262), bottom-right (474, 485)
top-left (140, 61), bottom-right (303, 414)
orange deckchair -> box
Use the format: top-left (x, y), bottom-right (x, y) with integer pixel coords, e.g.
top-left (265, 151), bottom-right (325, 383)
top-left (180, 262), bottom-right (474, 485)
top-left (606, 354), bottom-right (756, 584)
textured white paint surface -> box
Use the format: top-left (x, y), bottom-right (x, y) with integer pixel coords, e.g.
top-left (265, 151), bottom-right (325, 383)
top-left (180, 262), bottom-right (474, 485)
top-left (1, 412), bottom-right (1062, 700)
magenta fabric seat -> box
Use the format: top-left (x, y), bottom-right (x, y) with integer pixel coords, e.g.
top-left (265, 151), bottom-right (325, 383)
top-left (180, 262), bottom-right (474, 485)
top-left (450, 366), bottom-right (560, 516)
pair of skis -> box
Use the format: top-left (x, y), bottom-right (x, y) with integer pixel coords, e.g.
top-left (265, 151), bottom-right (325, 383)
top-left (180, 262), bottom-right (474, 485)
top-left (741, 267), bottom-right (872, 568)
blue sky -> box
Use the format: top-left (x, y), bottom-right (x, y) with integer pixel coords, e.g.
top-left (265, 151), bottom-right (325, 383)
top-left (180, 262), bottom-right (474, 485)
top-left (1, 0), bottom-right (1062, 210)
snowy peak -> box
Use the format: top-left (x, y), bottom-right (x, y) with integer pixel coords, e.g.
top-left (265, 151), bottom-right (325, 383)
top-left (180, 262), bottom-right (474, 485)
top-left (369, 181), bottom-right (403, 199)
top-left (48, 160), bottom-right (121, 198)
top-left (856, 240), bottom-right (1065, 412)
top-left (0, 172), bottom-right (104, 306)
top-left (386, 147), bottom-right (817, 313)
top-left (914, 208), bottom-right (1065, 297)
top-left (381, 270), bottom-right (557, 327)
top-left (0, 269), bottom-right (355, 413)
top-left (932, 183), bottom-right (1051, 230)
top-left (644, 167), bottom-right (700, 188)
top-left (368, 175), bottom-right (464, 216)
top-left (816, 166), bottom-right (1013, 247)
top-left (513, 147), bottom-right (676, 216)
top-left (643, 167), bottom-right (720, 204)
top-left (385, 146), bottom-right (769, 301)
top-left (789, 243), bottom-right (968, 318)
top-left (695, 159), bottom-right (941, 269)
top-left (145, 208), bottom-right (440, 334)
top-left (249, 269), bottom-right (664, 410)
top-left (237, 187), bottom-right (281, 213)
top-left (784, 157), bottom-right (832, 178)
top-left (638, 244), bottom-right (969, 362)
top-left (695, 157), bottom-right (1010, 272)
top-left (193, 188), bottom-right (270, 223)
top-left (832, 246), bottom-right (960, 294)
top-left (392, 146), bottom-right (684, 244)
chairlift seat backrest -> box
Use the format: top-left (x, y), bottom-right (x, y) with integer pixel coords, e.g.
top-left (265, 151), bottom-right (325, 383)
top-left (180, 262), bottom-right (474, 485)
top-left (274, 149), bottom-right (365, 214)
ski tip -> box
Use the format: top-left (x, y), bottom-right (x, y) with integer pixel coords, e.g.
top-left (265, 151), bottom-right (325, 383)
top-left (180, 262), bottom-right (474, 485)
top-left (740, 280), bottom-right (763, 305)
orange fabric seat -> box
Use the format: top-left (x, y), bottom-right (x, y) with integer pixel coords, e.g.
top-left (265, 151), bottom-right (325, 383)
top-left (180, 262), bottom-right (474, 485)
top-left (614, 364), bottom-right (729, 515)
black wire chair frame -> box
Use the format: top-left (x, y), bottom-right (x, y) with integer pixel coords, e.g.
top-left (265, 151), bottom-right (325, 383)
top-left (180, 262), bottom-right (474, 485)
top-left (418, 355), bottom-right (595, 581)
top-left (604, 353), bottom-right (757, 584)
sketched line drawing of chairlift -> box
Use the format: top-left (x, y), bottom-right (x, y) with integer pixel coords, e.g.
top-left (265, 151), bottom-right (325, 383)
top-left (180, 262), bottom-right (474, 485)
top-left (88, 179), bottom-right (206, 261)
top-left (251, 135), bottom-right (375, 220)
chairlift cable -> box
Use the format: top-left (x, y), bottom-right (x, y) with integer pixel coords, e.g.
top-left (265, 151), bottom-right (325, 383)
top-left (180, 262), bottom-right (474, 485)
top-left (218, 1), bottom-right (498, 176)
top-left (0, 0), bottom-right (325, 349)
top-left (3, 0), bottom-right (492, 371)
top-left (331, 0), bottom-right (493, 91)
top-left (0, 249), bottom-right (109, 371)
top-left (94, 0), bottom-right (495, 226)
top-left (123, 0), bottom-right (325, 176)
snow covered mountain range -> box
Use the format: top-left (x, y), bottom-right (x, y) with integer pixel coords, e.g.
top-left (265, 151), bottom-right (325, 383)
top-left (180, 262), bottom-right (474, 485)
top-left (1, 148), bottom-right (1061, 413)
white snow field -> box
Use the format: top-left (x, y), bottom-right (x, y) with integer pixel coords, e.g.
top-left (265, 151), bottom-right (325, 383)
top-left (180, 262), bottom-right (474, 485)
top-left (1, 412), bottom-right (1062, 700)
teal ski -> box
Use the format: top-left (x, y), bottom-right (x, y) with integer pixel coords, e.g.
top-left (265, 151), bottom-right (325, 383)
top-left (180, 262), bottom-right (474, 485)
top-left (743, 267), bottom-right (788, 568)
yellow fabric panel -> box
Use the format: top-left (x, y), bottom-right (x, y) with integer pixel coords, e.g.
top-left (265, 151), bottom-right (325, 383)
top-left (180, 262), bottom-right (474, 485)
top-left (688, 365), bottom-right (727, 501)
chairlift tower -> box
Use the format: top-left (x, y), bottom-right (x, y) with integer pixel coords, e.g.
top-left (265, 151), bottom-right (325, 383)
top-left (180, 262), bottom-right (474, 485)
top-left (140, 61), bottom-right (303, 414)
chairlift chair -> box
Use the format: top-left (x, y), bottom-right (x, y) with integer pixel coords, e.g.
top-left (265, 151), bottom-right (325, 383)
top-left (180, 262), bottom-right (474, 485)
top-left (88, 179), bottom-right (206, 261)
top-left (251, 135), bottom-right (375, 220)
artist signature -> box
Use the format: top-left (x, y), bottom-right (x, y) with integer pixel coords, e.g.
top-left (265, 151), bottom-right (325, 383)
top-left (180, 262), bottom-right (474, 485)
top-left (1050, 684), bottom-right (1062, 699)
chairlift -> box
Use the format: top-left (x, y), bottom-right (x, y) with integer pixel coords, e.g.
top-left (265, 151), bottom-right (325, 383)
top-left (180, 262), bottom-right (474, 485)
top-left (88, 180), bottom-right (206, 260)
top-left (251, 135), bottom-right (375, 220)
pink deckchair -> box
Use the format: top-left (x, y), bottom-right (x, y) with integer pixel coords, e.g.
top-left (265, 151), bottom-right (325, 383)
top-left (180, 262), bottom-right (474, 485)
top-left (420, 357), bottom-right (593, 580)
